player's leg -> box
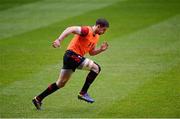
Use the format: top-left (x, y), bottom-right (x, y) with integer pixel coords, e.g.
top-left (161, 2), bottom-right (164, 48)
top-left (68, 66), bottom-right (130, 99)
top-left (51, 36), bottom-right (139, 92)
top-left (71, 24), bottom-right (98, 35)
top-left (32, 69), bottom-right (73, 110)
top-left (79, 59), bottom-right (101, 94)
top-left (56, 69), bottom-right (73, 88)
top-left (77, 58), bottom-right (101, 103)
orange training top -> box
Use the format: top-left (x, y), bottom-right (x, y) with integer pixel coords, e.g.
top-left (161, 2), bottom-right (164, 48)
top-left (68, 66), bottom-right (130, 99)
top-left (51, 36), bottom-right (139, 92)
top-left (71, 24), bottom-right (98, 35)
top-left (67, 26), bottom-right (99, 56)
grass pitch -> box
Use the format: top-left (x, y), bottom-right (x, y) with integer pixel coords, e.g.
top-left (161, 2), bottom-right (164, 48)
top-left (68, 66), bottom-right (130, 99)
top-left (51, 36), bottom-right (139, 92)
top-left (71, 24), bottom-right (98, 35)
top-left (0, 0), bottom-right (180, 118)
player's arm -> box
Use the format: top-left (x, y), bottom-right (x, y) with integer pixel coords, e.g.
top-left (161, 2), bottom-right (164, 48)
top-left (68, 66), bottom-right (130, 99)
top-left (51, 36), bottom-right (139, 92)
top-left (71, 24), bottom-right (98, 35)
top-left (52, 26), bottom-right (82, 48)
top-left (89, 42), bottom-right (109, 56)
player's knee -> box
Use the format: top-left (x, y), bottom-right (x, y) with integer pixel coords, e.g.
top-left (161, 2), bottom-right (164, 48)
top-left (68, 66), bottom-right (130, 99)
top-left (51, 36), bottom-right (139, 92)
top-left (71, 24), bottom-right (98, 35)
top-left (92, 63), bottom-right (101, 74)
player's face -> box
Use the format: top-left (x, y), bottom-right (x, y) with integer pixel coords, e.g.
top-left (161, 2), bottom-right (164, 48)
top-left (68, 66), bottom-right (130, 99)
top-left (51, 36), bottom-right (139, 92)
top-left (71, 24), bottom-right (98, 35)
top-left (96, 26), bottom-right (108, 35)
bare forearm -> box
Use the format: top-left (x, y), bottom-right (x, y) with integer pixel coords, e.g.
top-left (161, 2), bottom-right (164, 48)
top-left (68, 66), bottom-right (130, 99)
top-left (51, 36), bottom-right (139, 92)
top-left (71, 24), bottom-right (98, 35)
top-left (89, 42), bottom-right (109, 56)
top-left (89, 48), bottom-right (103, 56)
top-left (53, 26), bottom-right (81, 48)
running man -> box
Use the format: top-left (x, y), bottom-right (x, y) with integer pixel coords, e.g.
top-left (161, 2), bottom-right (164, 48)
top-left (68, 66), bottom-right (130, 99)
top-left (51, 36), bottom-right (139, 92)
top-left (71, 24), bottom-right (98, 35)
top-left (32, 18), bottom-right (109, 110)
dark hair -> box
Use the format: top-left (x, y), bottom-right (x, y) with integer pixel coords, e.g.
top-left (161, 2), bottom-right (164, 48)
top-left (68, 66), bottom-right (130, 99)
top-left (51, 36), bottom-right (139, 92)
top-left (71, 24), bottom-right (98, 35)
top-left (96, 18), bottom-right (109, 28)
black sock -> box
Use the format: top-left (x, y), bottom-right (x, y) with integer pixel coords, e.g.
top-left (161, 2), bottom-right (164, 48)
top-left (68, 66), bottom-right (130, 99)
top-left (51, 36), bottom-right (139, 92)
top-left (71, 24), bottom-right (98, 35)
top-left (80, 71), bottom-right (99, 95)
top-left (36, 83), bottom-right (59, 102)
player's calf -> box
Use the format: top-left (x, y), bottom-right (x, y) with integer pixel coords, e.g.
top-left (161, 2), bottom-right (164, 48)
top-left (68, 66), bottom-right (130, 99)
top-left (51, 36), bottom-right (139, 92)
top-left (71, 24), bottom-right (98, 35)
top-left (79, 62), bottom-right (101, 98)
top-left (92, 62), bottom-right (101, 74)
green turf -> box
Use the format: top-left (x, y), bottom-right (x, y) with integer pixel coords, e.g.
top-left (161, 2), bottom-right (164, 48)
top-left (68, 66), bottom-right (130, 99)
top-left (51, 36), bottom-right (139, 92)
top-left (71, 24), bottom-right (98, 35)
top-left (0, 0), bottom-right (42, 11)
top-left (0, 0), bottom-right (180, 118)
top-left (0, 0), bottom-right (119, 39)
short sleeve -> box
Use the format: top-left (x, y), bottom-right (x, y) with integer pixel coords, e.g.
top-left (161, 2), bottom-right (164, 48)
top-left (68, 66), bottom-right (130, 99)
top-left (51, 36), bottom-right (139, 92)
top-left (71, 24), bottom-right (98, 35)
top-left (81, 26), bottom-right (89, 36)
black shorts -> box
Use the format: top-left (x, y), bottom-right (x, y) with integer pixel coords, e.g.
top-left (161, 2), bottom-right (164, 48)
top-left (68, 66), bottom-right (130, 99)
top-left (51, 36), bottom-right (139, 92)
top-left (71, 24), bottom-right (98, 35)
top-left (62, 50), bottom-right (85, 72)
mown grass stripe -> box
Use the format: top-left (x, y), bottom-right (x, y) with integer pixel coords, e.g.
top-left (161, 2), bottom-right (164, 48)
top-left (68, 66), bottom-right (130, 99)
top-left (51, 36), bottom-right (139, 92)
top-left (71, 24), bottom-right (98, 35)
top-left (0, 0), bottom-right (42, 11)
top-left (0, 0), bottom-right (120, 39)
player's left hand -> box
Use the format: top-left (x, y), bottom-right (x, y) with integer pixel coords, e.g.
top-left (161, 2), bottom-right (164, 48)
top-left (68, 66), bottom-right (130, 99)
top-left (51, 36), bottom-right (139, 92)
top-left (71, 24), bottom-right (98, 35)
top-left (100, 42), bottom-right (108, 51)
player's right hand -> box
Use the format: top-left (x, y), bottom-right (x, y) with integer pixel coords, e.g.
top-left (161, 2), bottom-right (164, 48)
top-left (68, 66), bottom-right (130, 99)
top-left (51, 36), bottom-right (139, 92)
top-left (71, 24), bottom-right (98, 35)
top-left (52, 39), bottom-right (60, 48)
